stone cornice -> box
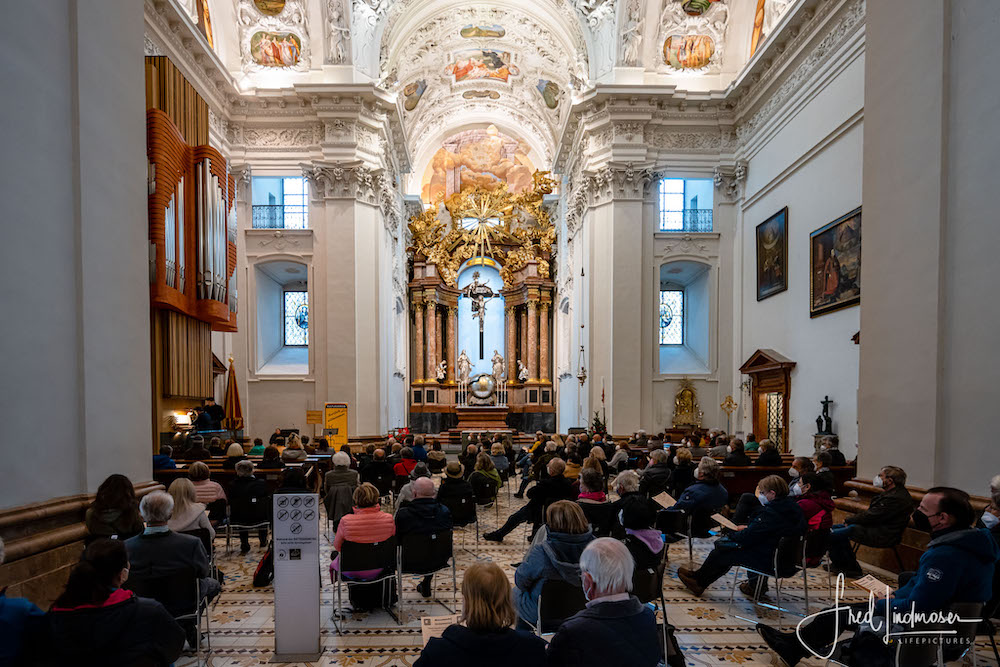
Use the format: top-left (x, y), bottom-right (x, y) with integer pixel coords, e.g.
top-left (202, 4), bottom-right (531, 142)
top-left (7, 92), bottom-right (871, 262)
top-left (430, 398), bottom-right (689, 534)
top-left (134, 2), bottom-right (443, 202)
top-left (302, 160), bottom-right (381, 205)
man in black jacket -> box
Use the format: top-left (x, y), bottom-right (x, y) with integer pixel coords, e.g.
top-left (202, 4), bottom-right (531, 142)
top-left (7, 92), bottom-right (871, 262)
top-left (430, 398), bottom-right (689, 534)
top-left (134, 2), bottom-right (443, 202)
top-left (827, 465), bottom-right (914, 578)
top-left (547, 538), bottom-right (660, 667)
top-left (228, 460), bottom-right (271, 552)
top-left (395, 477), bottom-right (452, 597)
top-left (484, 458), bottom-right (575, 542)
top-left (820, 435), bottom-right (847, 466)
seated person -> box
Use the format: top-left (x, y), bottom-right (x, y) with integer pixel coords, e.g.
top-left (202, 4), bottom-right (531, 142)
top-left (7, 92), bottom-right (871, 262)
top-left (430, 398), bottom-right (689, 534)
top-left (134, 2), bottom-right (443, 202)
top-left (415, 561), bottom-right (546, 667)
top-left (620, 500), bottom-right (666, 570)
top-left (410, 435), bottom-right (428, 462)
top-left (490, 442), bottom-right (510, 475)
top-left (638, 450), bottom-right (672, 498)
top-left (795, 473), bottom-right (835, 567)
top-left (393, 447), bottom-right (418, 477)
top-left (396, 462), bottom-right (432, 507)
top-left (281, 437), bottom-right (308, 462)
top-left (276, 467), bottom-right (310, 494)
top-left (759, 487), bottom-right (1000, 666)
top-left (470, 454), bottom-right (502, 501)
top-left (207, 436), bottom-right (227, 457)
top-left (426, 441), bottom-right (448, 472)
top-left (124, 491), bottom-right (221, 646)
top-left (819, 435), bottom-right (847, 466)
top-left (45, 539), bottom-right (185, 665)
top-left (813, 451), bottom-right (835, 489)
top-left (222, 443), bottom-right (247, 470)
top-left (668, 456), bottom-right (728, 536)
top-left (669, 447), bottom-right (696, 496)
top-left (0, 537), bottom-right (45, 666)
top-left (576, 469), bottom-right (620, 538)
top-left (360, 448), bottom-right (394, 486)
top-left (547, 538), bottom-right (660, 667)
top-left (678, 475), bottom-right (805, 598)
top-left (325, 451), bottom-right (360, 492)
top-left (185, 435), bottom-right (211, 461)
top-left (188, 461), bottom-right (227, 522)
top-left (563, 453), bottom-right (583, 481)
top-left (228, 461), bottom-right (270, 553)
top-left (608, 444), bottom-right (629, 473)
top-left (247, 437), bottom-right (266, 456)
top-left (484, 458), bottom-right (576, 542)
top-left (152, 445), bottom-right (176, 471)
top-left (743, 433), bottom-right (760, 453)
top-left (513, 501), bottom-right (595, 628)
top-left (458, 444), bottom-right (480, 480)
top-left (707, 435), bottom-right (730, 459)
top-left (436, 462), bottom-right (475, 514)
top-left (258, 445), bottom-right (285, 469)
top-left (85, 474), bottom-right (144, 541)
top-left (723, 439), bottom-right (752, 466)
top-left (268, 428), bottom-right (283, 445)
top-left (395, 478), bottom-right (452, 598)
top-left (166, 478), bottom-right (215, 543)
top-left (755, 438), bottom-right (783, 466)
top-left (786, 456), bottom-right (815, 499)
top-left (330, 483), bottom-right (395, 581)
top-left (300, 435), bottom-right (315, 455)
top-left (826, 465), bottom-right (914, 578)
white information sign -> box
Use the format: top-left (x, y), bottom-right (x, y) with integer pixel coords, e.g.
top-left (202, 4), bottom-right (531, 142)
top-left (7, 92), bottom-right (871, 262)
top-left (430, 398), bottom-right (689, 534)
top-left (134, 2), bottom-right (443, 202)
top-left (272, 493), bottom-right (321, 662)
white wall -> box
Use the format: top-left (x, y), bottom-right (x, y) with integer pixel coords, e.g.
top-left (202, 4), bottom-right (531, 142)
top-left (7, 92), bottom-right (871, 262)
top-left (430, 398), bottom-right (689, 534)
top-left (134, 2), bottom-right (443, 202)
top-left (740, 52), bottom-right (864, 458)
top-left (255, 268), bottom-right (283, 366)
top-left (0, 0), bottom-right (150, 508)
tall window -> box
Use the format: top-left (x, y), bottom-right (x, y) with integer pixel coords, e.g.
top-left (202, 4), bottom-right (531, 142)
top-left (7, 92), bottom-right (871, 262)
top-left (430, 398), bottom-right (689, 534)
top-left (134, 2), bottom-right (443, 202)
top-left (252, 177), bottom-right (309, 229)
top-left (281, 177), bottom-right (308, 229)
top-left (659, 179), bottom-right (685, 231)
top-left (658, 178), bottom-right (713, 232)
top-left (659, 289), bottom-right (684, 345)
top-left (283, 290), bottom-right (308, 346)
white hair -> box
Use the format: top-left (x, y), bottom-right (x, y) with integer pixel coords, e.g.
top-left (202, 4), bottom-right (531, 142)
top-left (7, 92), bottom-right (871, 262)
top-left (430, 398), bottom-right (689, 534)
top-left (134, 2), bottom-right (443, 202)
top-left (614, 470), bottom-right (640, 494)
top-left (991, 475), bottom-right (1000, 492)
top-left (236, 460), bottom-right (255, 477)
top-left (580, 538), bottom-right (634, 595)
top-left (139, 491), bottom-right (174, 524)
top-left (332, 451), bottom-right (351, 467)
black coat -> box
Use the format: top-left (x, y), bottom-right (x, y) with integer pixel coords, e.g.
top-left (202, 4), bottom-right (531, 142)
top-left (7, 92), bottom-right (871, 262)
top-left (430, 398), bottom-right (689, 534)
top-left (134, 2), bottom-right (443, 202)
top-left (416, 625), bottom-right (546, 667)
top-left (527, 475), bottom-right (576, 509)
top-left (395, 498), bottom-right (452, 537)
top-left (756, 449), bottom-right (783, 466)
top-left (546, 596), bottom-right (660, 667)
top-left (844, 484), bottom-right (915, 547)
top-left (827, 448), bottom-right (847, 467)
top-left (669, 462), bottom-right (696, 496)
top-left (638, 464), bottom-right (672, 498)
top-left (228, 476), bottom-right (271, 524)
top-left (577, 500), bottom-right (622, 538)
top-left (725, 496), bottom-right (806, 571)
top-left (723, 452), bottom-right (752, 466)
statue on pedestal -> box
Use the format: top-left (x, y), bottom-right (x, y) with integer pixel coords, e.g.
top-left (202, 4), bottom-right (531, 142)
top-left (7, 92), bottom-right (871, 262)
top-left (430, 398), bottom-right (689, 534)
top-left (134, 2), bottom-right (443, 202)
top-left (517, 360), bottom-right (529, 383)
top-left (815, 395), bottom-right (834, 435)
top-left (458, 350), bottom-right (472, 385)
top-left (435, 359), bottom-right (447, 381)
top-left (491, 350), bottom-right (505, 383)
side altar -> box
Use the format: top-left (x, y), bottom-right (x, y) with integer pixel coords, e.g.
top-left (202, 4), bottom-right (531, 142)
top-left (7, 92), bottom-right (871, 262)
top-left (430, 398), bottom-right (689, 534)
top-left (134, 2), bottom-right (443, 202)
top-left (406, 172), bottom-right (557, 436)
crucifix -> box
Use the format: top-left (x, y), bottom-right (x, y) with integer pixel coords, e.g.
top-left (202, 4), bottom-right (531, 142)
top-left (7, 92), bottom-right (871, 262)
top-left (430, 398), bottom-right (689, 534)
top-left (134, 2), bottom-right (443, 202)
top-left (465, 271), bottom-right (495, 360)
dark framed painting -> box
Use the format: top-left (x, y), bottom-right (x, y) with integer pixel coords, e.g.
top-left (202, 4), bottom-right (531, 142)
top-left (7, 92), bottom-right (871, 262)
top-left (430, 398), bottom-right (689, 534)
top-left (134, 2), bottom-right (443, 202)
top-left (809, 206), bottom-right (861, 317)
top-left (755, 207), bottom-right (788, 301)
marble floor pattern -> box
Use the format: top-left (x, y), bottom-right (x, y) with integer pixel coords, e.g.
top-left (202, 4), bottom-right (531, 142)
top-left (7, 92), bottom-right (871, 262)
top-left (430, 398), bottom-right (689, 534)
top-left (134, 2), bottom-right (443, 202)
top-left (178, 486), bottom-right (997, 667)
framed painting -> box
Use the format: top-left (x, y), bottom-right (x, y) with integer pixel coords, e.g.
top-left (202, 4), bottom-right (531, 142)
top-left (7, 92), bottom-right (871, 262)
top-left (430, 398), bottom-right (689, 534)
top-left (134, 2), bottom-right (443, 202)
top-left (755, 207), bottom-right (788, 301)
top-left (809, 206), bottom-right (861, 317)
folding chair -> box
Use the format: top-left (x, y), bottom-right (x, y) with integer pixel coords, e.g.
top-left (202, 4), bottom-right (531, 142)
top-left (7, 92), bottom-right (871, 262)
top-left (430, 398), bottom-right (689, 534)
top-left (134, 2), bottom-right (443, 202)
top-left (439, 493), bottom-right (478, 554)
top-left (525, 579), bottom-right (588, 636)
top-left (364, 471), bottom-right (394, 510)
top-left (331, 537), bottom-right (400, 632)
top-left (894, 601), bottom-right (983, 667)
top-left (180, 528), bottom-right (217, 583)
top-left (655, 509), bottom-right (697, 563)
top-left (727, 534), bottom-right (804, 628)
top-left (125, 569), bottom-right (212, 665)
top-left (226, 518), bottom-right (270, 555)
top-left (397, 530), bottom-right (457, 613)
top-left (471, 474), bottom-right (500, 539)
top-left (323, 483), bottom-right (354, 540)
top-left (631, 544), bottom-right (670, 655)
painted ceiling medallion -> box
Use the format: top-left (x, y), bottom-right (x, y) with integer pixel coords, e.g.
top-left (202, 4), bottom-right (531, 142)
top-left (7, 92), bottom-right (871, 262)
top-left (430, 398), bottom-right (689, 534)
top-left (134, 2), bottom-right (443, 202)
top-left (446, 49), bottom-right (518, 83)
top-left (250, 31), bottom-right (301, 67)
top-left (403, 80), bottom-right (428, 111)
top-left (536, 80), bottom-right (560, 109)
top-left (253, 0), bottom-right (285, 16)
top-left (663, 34), bottom-right (715, 69)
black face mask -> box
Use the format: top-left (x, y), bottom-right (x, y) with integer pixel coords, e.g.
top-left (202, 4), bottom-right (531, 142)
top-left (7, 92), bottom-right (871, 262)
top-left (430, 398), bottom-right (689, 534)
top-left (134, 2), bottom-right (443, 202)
top-left (911, 509), bottom-right (932, 532)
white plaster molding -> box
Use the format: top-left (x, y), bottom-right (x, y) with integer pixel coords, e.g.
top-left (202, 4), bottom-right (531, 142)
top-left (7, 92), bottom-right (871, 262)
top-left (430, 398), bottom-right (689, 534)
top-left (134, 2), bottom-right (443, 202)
top-left (244, 229), bottom-right (315, 256)
top-left (231, 164), bottom-right (253, 203)
top-left (325, 0), bottom-right (352, 64)
top-left (713, 160), bottom-right (747, 201)
top-left (236, 0), bottom-right (312, 74)
top-left (654, 0), bottom-right (729, 75)
top-left (302, 160), bottom-right (381, 204)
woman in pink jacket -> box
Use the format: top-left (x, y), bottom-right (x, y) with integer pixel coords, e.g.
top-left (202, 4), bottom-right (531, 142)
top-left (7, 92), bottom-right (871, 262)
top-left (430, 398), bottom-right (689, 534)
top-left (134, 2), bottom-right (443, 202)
top-left (330, 482), bottom-right (395, 580)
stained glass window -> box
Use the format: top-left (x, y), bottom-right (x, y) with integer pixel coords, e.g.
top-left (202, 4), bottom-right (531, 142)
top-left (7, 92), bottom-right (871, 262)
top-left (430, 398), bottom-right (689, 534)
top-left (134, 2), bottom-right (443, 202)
top-left (659, 290), bottom-right (683, 345)
top-left (284, 290), bottom-right (308, 346)
top-left (659, 179), bottom-right (685, 231)
top-left (282, 177), bottom-right (308, 229)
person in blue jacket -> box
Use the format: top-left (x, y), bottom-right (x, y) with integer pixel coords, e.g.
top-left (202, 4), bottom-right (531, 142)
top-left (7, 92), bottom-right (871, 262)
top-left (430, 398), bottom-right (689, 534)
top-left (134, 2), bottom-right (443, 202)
top-left (152, 445), bottom-right (177, 470)
top-left (757, 486), bottom-right (1000, 666)
top-left (410, 435), bottom-right (428, 462)
top-left (0, 538), bottom-right (45, 666)
top-left (678, 475), bottom-right (805, 597)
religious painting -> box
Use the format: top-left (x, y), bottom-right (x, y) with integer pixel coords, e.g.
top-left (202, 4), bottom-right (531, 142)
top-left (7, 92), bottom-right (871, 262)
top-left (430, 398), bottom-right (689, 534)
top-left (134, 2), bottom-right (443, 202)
top-left (809, 207), bottom-right (861, 317)
top-left (461, 24), bottom-right (506, 38)
top-left (663, 34), bottom-right (715, 69)
top-left (197, 0), bottom-right (214, 49)
top-left (250, 31), bottom-right (302, 67)
top-left (463, 90), bottom-right (500, 100)
top-left (253, 0), bottom-right (286, 15)
top-left (446, 49), bottom-right (518, 83)
top-left (681, 0), bottom-right (721, 15)
top-left (536, 79), bottom-right (560, 109)
top-left (403, 79), bottom-right (427, 112)
top-left (755, 207), bottom-right (788, 301)
top-left (421, 125), bottom-right (535, 203)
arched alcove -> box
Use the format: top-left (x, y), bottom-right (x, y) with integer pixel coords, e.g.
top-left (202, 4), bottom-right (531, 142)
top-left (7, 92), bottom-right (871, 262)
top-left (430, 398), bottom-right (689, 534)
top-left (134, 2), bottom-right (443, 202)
top-left (253, 259), bottom-right (309, 374)
top-left (658, 259), bottom-right (712, 375)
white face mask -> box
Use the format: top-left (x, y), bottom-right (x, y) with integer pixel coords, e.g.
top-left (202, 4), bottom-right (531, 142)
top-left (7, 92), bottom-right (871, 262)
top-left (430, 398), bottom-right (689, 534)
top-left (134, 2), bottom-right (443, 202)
top-left (757, 492), bottom-right (770, 506)
top-left (873, 475), bottom-right (884, 489)
top-left (983, 512), bottom-right (1000, 530)
top-left (673, 456), bottom-right (680, 466)
top-left (788, 467), bottom-right (799, 478)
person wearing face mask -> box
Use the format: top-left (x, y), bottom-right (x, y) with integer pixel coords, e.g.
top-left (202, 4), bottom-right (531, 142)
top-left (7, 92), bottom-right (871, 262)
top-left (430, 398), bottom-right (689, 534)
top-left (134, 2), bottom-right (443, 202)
top-left (723, 439), bottom-right (752, 466)
top-left (754, 439), bottom-right (783, 466)
top-left (819, 435), bottom-right (847, 466)
top-left (787, 456), bottom-right (815, 497)
top-left (668, 447), bottom-right (696, 496)
top-left (678, 475), bottom-right (805, 598)
top-left (812, 451), bottom-right (835, 490)
top-left (667, 457), bottom-right (729, 539)
top-left (794, 473), bottom-right (835, 567)
top-left (759, 487), bottom-right (1000, 667)
top-left (546, 538), bottom-right (661, 667)
top-left (708, 435), bottom-right (730, 459)
top-left (638, 449), bottom-right (672, 498)
top-left (825, 465), bottom-right (915, 579)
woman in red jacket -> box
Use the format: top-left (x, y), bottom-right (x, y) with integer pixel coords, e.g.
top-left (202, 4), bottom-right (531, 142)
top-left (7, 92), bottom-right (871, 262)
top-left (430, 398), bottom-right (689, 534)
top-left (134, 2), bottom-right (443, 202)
top-left (330, 483), bottom-right (395, 581)
top-left (795, 472), bottom-right (836, 567)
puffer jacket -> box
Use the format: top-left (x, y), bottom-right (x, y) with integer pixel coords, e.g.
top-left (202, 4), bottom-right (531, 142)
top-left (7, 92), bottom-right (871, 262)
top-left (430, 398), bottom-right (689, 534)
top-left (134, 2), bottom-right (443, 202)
top-left (513, 529), bottom-right (595, 623)
top-left (332, 506), bottom-right (395, 552)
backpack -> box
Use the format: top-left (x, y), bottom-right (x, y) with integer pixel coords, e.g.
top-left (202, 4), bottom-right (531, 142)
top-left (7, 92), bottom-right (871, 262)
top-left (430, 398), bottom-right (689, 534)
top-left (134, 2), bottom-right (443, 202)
top-left (253, 547), bottom-right (274, 587)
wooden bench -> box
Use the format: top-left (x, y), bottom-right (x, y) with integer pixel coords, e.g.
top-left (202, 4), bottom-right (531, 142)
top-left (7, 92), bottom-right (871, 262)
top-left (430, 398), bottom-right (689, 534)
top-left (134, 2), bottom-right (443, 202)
top-left (714, 464), bottom-right (857, 501)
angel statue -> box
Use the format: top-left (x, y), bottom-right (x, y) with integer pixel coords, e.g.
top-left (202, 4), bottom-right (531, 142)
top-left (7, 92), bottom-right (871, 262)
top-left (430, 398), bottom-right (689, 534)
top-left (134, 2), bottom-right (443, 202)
top-left (491, 350), bottom-right (505, 382)
top-left (517, 360), bottom-right (529, 383)
top-left (435, 359), bottom-right (447, 381)
top-left (457, 350), bottom-right (472, 385)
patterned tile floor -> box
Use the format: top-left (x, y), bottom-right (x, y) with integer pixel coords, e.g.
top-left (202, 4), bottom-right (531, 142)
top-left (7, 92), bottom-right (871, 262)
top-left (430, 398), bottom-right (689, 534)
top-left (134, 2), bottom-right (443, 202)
top-left (178, 487), bottom-right (996, 666)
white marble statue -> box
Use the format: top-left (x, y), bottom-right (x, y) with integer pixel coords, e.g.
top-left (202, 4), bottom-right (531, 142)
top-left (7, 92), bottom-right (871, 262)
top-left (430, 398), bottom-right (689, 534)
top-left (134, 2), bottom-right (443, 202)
top-left (457, 350), bottom-right (472, 384)
top-left (491, 350), bottom-right (505, 382)
top-left (517, 360), bottom-right (529, 383)
top-left (435, 359), bottom-right (447, 381)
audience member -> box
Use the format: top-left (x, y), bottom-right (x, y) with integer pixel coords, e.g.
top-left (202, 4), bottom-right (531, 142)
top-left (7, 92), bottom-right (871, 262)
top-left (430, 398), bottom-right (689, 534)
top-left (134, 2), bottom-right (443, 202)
top-left (436, 462), bottom-right (474, 506)
top-left (301, 435), bottom-right (315, 455)
top-left (188, 461), bottom-right (227, 521)
top-left (258, 445), bottom-right (285, 469)
top-left (513, 501), bottom-right (595, 627)
top-left (281, 438), bottom-right (308, 462)
top-left (547, 538), bottom-right (660, 667)
top-left (459, 444), bottom-right (480, 480)
top-left (707, 436), bottom-right (729, 458)
top-left (669, 447), bottom-right (696, 497)
top-left (484, 458), bottom-right (576, 542)
top-left (426, 440), bottom-right (447, 472)
top-left (207, 436), bottom-right (227, 457)
top-left (325, 451), bottom-right (360, 491)
top-left (586, 446), bottom-right (610, 479)
top-left (620, 499), bottom-right (665, 570)
top-left (269, 428), bottom-right (283, 445)
top-left (45, 538), bottom-right (185, 665)
top-left (678, 475), bottom-right (805, 597)
top-left (813, 451), bottom-right (834, 489)
top-left (315, 437), bottom-right (330, 452)
top-left (228, 460), bottom-right (270, 553)
top-left (563, 453), bottom-right (583, 481)
top-left (786, 456), bottom-right (814, 497)
top-left (330, 483), bottom-right (395, 581)
top-left (754, 438), bottom-right (782, 466)
top-left (470, 453), bottom-right (502, 499)
top-left (415, 561), bottom-right (546, 667)
top-left (396, 462), bottom-right (432, 506)
top-left (185, 435), bottom-right (211, 461)
top-left (153, 445), bottom-right (177, 471)
top-left (273, 436), bottom-right (287, 455)
top-left (166, 478), bottom-right (215, 542)
top-left (795, 473), bottom-right (835, 566)
top-left (85, 474), bottom-right (144, 541)
top-left (490, 442), bottom-right (510, 475)
top-left (576, 469), bottom-right (619, 538)
top-left (248, 437), bottom-right (266, 455)
top-left (361, 448), bottom-right (393, 485)
top-left (0, 537), bottom-right (45, 666)
top-left (638, 449), bottom-right (672, 497)
top-left (394, 447), bottom-right (418, 477)
top-left (671, 457), bottom-right (728, 527)
top-left (609, 444), bottom-right (629, 473)
top-left (395, 477), bottom-right (453, 597)
top-left (820, 435), bottom-right (847, 466)
top-left (276, 467), bottom-right (310, 494)
top-left (723, 439), bottom-right (752, 466)
top-left (759, 487), bottom-right (1000, 665)
top-left (410, 435), bottom-right (428, 462)
top-left (826, 465), bottom-right (914, 578)
top-left (743, 433), bottom-right (759, 453)
top-left (222, 443), bottom-right (247, 469)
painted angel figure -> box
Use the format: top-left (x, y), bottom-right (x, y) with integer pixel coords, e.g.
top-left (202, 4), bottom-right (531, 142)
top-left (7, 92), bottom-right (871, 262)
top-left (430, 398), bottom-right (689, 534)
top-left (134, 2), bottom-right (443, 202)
top-left (491, 350), bottom-right (505, 382)
top-left (458, 350), bottom-right (472, 384)
top-left (436, 359), bottom-right (447, 381)
top-left (517, 360), bottom-right (529, 383)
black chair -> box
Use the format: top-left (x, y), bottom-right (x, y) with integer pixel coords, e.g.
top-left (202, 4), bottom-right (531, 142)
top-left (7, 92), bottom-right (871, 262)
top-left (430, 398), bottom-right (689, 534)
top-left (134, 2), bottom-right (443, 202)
top-left (527, 579), bottom-right (588, 636)
top-left (363, 469), bottom-right (395, 509)
top-left (852, 540), bottom-right (906, 572)
top-left (438, 492), bottom-right (477, 552)
top-left (471, 473), bottom-right (500, 536)
top-left (727, 534), bottom-right (805, 627)
top-left (631, 544), bottom-right (671, 657)
top-left (392, 475), bottom-right (410, 499)
top-left (397, 530), bottom-right (457, 613)
top-left (579, 501), bottom-right (621, 538)
top-left (332, 537), bottom-right (400, 632)
top-left (225, 508), bottom-right (270, 555)
top-left (895, 601), bottom-right (983, 667)
top-left (125, 568), bottom-right (211, 662)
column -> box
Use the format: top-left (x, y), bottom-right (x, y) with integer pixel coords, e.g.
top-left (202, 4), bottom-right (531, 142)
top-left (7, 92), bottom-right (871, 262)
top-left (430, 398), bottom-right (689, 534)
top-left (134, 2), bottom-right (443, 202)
top-left (445, 306), bottom-right (456, 383)
top-left (519, 307), bottom-right (528, 380)
top-left (424, 297), bottom-right (437, 383)
top-left (540, 302), bottom-right (550, 382)
top-left (412, 301), bottom-right (424, 382)
top-left (527, 298), bottom-right (538, 381)
top-left (505, 305), bottom-right (516, 381)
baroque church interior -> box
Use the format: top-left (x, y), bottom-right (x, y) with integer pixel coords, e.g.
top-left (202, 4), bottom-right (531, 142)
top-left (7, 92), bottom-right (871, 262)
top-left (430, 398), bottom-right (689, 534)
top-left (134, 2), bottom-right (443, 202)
top-left (2, 0), bottom-right (1000, 665)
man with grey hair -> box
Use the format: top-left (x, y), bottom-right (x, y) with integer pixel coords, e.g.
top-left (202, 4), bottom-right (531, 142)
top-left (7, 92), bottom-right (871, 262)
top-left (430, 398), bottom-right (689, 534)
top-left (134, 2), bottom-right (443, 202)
top-left (394, 476), bottom-right (452, 597)
top-left (547, 537), bottom-right (660, 666)
top-left (125, 491), bottom-right (220, 646)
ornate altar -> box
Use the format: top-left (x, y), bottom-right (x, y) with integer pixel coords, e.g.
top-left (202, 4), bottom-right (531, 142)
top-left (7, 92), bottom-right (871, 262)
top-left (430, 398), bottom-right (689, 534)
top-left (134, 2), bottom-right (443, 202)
top-left (672, 379), bottom-right (704, 428)
top-left (407, 172), bottom-right (557, 436)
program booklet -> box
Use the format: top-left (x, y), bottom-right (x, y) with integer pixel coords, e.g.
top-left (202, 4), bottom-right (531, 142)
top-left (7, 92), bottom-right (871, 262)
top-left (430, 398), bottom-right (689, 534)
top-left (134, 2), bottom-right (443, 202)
top-left (420, 614), bottom-right (459, 645)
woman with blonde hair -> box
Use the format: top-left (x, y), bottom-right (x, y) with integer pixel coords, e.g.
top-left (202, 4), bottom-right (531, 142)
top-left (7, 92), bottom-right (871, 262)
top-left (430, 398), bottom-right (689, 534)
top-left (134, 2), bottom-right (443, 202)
top-left (166, 477), bottom-right (215, 540)
top-left (415, 561), bottom-right (546, 666)
top-left (222, 442), bottom-right (247, 469)
top-left (282, 435), bottom-right (308, 462)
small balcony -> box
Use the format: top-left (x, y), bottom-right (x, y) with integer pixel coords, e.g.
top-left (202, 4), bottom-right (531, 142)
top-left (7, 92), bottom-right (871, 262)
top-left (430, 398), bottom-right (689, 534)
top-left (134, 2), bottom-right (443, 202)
top-left (252, 204), bottom-right (308, 230)
top-left (659, 209), bottom-right (714, 233)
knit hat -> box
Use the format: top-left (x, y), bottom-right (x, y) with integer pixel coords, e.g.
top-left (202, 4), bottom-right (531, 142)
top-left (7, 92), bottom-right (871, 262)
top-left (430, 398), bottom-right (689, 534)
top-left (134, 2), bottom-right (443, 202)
top-left (445, 461), bottom-right (464, 479)
top-left (410, 462), bottom-right (431, 480)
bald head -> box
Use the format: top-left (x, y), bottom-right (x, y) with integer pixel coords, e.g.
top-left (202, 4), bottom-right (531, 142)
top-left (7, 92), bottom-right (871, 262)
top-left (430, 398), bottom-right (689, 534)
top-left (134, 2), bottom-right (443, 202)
top-left (412, 477), bottom-right (435, 499)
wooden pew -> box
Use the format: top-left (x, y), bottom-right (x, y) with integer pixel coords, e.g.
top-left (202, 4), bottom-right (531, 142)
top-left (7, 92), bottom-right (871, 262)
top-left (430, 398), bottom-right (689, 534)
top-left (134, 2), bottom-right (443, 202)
top-left (715, 464), bottom-right (857, 501)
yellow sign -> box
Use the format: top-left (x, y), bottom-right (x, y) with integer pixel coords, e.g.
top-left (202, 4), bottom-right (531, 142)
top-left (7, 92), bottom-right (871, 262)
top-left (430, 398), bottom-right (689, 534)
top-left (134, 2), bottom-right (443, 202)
top-left (305, 410), bottom-right (323, 425)
top-left (324, 402), bottom-right (348, 448)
